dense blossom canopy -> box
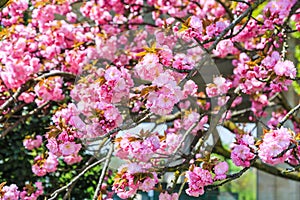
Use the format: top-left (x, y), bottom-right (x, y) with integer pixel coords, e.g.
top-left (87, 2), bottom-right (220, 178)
top-left (1, 0), bottom-right (300, 199)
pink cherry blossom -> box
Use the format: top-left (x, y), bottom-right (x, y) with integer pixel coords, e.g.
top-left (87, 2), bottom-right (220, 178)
top-left (115, 131), bottom-right (160, 162)
top-left (23, 135), bottom-right (43, 150)
top-left (231, 144), bottom-right (255, 167)
top-left (20, 182), bottom-right (43, 200)
top-left (59, 141), bottom-right (81, 156)
top-left (159, 192), bottom-right (179, 200)
top-left (32, 153), bottom-right (58, 176)
top-left (34, 76), bottom-right (65, 102)
top-left (206, 76), bottom-right (232, 97)
top-left (185, 166), bottom-right (213, 197)
top-left (1, 184), bottom-right (20, 200)
top-left (214, 161), bottom-right (229, 180)
top-left (112, 163), bottom-right (158, 199)
top-left (258, 127), bottom-right (293, 165)
top-left (274, 60), bottom-right (296, 79)
top-left (134, 53), bottom-right (163, 81)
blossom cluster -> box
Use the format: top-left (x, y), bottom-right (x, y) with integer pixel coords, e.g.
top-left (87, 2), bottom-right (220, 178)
top-left (232, 51), bottom-right (296, 116)
top-left (19, 182), bottom-right (44, 200)
top-left (159, 192), bottom-right (179, 200)
top-left (44, 104), bottom-right (83, 166)
top-left (206, 76), bottom-right (232, 98)
top-left (31, 152), bottom-right (58, 176)
top-left (145, 71), bottom-right (183, 115)
top-left (0, 183), bottom-right (19, 200)
top-left (23, 135), bottom-right (43, 150)
top-left (185, 166), bottom-right (213, 197)
top-left (112, 163), bottom-right (159, 199)
top-left (115, 131), bottom-right (161, 162)
top-left (258, 127), bottom-right (293, 165)
top-left (0, 181), bottom-right (43, 200)
top-left (1, 0), bottom-right (300, 199)
top-left (231, 134), bottom-right (256, 167)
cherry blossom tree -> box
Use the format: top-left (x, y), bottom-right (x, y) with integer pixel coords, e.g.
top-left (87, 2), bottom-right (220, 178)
top-left (1, 0), bottom-right (300, 199)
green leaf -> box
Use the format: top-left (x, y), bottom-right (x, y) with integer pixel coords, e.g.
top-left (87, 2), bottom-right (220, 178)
top-left (292, 81), bottom-right (300, 95)
top-left (252, 1), bottom-right (268, 18)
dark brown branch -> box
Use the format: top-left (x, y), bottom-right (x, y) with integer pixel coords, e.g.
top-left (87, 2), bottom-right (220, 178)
top-left (206, 159), bottom-right (255, 190)
top-left (213, 143), bottom-right (300, 181)
top-left (206, 0), bottom-right (267, 53)
top-left (215, 0), bottom-right (234, 20)
top-left (191, 88), bottom-right (240, 156)
top-left (0, 71), bottom-right (75, 112)
top-left (0, 101), bottom-right (49, 139)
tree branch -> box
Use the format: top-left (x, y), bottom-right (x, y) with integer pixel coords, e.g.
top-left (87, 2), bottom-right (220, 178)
top-left (0, 101), bottom-right (49, 139)
top-left (213, 143), bottom-right (300, 181)
top-left (206, 0), bottom-right (266, 53)
top-left (0, 71), bottom-right (75, 112)
top-left (277, 103), bottom-right (300, 128)
top-left (165, 122), bottom-right (198, 167)
top-left (93, 143), bottom-right (114, 200)
top-left (49, 157), bottom-right (107, 200)
top-left (191, 88), bottom-right (240, 156)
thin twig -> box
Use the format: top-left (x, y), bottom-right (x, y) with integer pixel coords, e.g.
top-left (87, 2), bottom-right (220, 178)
top-left (49, 157), bottom-right (107, 200)
top-left (277, 103), bottom-right (300, 128)
top-left (206, 158), bottom-right (256, 190)
top-left (0, 71), bottom-right (75, 112)
top-left (177, 178), bottom-right (187, 197)
top-left (192, 87), bottom-right (240, 156)
top-left (166, 122), bottom-right (198, 167)
top-left (93, 143), bottom-right (114, 200)
top-left (0, 101), bottom-right (49, 139)
top-left (206, 0), bottom-right (266, 53)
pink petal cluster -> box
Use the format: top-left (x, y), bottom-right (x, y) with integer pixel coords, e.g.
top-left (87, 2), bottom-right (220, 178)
top-left (1, 184), bottom-right (20, 200)
top-left (274, 60), bottom-right (296, 79)
top-left (233, 51), bottom-right (296, 97)
top-left (159, 191), bottom-right (179, 200)
top-left (84, 102), bottom-right (123, 137)
top-left (231, 134), bottom-right (255, 167)
top-left (18, 92), bottom-right (35, 104)
top-left (181, 111), bottom-right (208, 134)
top-left (267, 111), bottom-right (287, 129)
top-left (115, 132), bottom-right (160, 162)
top-left (69, 67), bottom-right (133, 138)
top-left (44, 104), bottom-right (83, 165)
top-left (146, 72), bottom-right (183, 115)
top-left (183, 80), bottom-right (198, 98)
top-left (258, 127), bottom-right (293, 165)
top-left (112, 163), bottom-right (159, 199)
top-left (159, 132), bottom-right (182, 155)
top-left (20, 182), bottom-right (43, 200)
top-left (213, 39), bottom-right (239, 58)
top-left (206, 76), bottom-right (232, 97)
top-left (32, 152), bottom-right (58, 176)
top-left (0, 0), bottom-right (28, 26)
top-left (185, 166), bottom-right (213, 197)
top-left (263, 0), bottom-right (297, 26)
top-left (172, 53), bottom-right (195, 71)
top-left (134, 53), bottom-right (163, 81)
top-left (214, 161), bottom-right (229, 180)
top-left (34, 76), bottom-right (65, 102)
top-left (232, 50), bottom-right (296, 117)
top-left (23, 135), bottom-right (43, 150)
